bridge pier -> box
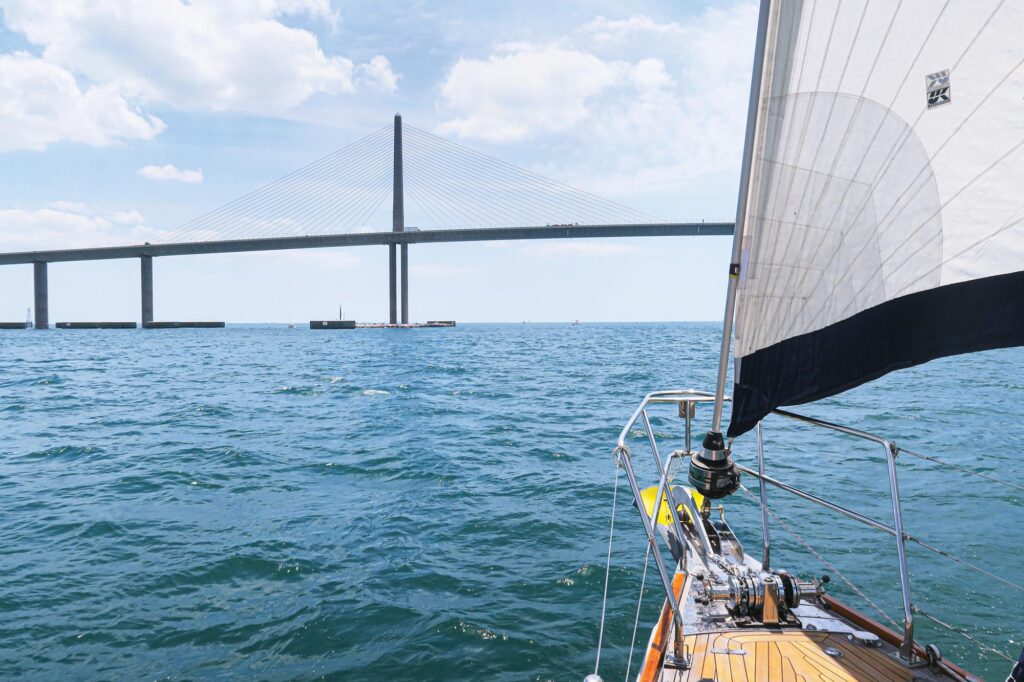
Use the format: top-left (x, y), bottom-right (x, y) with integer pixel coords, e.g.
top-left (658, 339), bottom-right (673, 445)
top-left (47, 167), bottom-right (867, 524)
top-left (389, 245), bottom-right (398, 324)
top-left (141, 255), bottom-right (153, 326)
top-left (400, 244), bottom-right (409, 324)
top-left (33, 261), bottom-right (48, 329)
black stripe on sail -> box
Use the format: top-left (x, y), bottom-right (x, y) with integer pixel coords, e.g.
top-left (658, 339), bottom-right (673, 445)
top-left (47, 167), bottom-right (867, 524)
top-left (728, 270), bottom-right (1024, 438)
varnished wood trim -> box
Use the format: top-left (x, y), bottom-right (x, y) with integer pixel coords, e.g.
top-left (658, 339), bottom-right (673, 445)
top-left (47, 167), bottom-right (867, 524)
top-left (820, 594), bottom-right (978, 681)
top-left (638, 571), bottom-right (686, 682)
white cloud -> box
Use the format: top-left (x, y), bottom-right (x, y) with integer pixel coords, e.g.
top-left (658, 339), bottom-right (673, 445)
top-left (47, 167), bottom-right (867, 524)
top-left (0, 52), bottom-right (165, 152)
top-left (1, 1), bottom-right (355, 114)
top-left (358, 56), bottom-right (399, 93)
top-left (436, 4), bottom-right (758, 203)
top-left (577, 15), bottom-right (687, 42)
top-left (273, 0), bottom-right (339, 27)
top-left (438, 46), bottom-right (623, 142)
top-left (0, 0), bottom-right (393, 151)
top-left (519, 242), bottom-right (637, 258)
top-left (49, 200), bottom-right (89, 212)
top-left (137, 164), bottom-right (204, 183)
top-left (0, 203), bottom-right (161, 251)
top-left (111, 209), bottom-right (145, 224)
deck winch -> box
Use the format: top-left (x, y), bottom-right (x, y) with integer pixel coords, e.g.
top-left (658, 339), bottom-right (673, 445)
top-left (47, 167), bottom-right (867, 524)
top-left (695, 568), bottom-right (822, 625)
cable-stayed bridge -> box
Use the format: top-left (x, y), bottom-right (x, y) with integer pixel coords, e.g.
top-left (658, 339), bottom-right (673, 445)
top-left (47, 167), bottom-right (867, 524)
top-left (2, 116), bottom-right (733, 328)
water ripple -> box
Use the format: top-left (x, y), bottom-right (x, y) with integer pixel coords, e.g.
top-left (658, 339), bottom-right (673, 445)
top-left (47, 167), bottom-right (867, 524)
top-left (0, 323), bottom-right (1019, 680)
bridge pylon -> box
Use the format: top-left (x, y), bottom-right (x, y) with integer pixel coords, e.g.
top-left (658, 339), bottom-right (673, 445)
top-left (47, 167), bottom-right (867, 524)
top-left (392, 113), bottom-right (408, 324)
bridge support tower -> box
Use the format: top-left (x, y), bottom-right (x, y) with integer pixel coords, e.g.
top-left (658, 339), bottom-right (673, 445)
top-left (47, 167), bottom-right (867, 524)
top-left (141, 255), bottom-right (153, 326)
top-left (391, 113), bottom-right (409, 324)
top-left (400, 244), bottom-right (408, 324)
top-left (389, 246), bottom-right (397, 324)
top-left (33, 261), bottom-right (48, 329)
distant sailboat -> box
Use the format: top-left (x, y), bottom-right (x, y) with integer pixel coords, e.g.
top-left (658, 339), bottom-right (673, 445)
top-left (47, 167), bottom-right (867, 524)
top-left (588, 1), bottom-right (1024, 679)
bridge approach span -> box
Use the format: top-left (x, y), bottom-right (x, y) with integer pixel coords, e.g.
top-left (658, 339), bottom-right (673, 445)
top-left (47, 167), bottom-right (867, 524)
top-left (0, 222), bottom-right (733, 266)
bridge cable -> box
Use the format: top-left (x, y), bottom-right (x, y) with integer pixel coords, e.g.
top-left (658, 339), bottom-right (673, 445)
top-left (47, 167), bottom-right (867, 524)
top-left (405, 125), bottom-right (658, 225)
top-left (209, 131), bottom-right (392, 241)
top-left (160, 125), bottom-right (390, 243)
top-left (404, 128), bottom-right (644, 227)
top-left (154, 121), bottom-right (677, 244)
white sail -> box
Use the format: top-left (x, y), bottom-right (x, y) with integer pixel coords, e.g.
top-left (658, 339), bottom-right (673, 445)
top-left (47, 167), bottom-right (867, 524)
top-left (729, 0), bottom-right (1024, 436)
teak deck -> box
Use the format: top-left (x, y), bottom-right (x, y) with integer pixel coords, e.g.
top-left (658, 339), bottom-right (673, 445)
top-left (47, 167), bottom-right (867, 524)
top-left (638, 571), bottom-right (968, 682)
top-left (661, 630), bottom-right (925, 682)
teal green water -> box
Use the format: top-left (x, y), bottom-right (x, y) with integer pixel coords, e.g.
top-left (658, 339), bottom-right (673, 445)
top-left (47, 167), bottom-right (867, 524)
top-left (0, 323), bottom-right (1020, 680)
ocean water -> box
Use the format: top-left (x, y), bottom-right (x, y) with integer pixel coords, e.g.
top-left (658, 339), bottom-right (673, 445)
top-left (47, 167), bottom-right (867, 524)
top-left (0, 323), bottom-right (1020, 681)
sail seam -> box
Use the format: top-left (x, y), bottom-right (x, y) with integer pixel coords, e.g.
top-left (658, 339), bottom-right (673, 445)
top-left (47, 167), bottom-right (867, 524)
top-left (805, 3), bottom-right (1016, 329)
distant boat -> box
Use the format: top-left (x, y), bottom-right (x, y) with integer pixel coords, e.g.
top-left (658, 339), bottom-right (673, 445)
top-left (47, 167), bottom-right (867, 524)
top-left (572, 320), bottom-right (580, 326)
top-left (287, 324), bottom-right (296, 329)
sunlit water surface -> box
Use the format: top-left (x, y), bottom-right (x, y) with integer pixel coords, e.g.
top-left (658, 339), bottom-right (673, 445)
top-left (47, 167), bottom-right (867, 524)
top-left (1, 323), bottom-right (1020, 680)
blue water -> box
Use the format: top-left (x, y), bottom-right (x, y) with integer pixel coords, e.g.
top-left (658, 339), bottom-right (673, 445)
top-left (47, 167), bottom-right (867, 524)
top-left (0, 323), bottom-right (1020, 680)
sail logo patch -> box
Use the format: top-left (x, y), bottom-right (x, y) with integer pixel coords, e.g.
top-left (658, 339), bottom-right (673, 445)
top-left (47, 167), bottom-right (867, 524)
top-left (926, 70), bottom-right (951, 108)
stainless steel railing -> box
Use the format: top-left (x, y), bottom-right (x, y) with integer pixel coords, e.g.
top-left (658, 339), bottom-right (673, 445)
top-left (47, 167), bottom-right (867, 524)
top-left (613, 390), bottom-right (918, 662)
top-left (612, 390), bottom-right (720, 664)
top-left (742, 408), bottom-right (915, 660)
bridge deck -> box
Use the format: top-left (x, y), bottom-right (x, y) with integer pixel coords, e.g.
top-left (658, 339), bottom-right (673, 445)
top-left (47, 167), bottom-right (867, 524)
top-left (0, 223), bottom-right (732, 265)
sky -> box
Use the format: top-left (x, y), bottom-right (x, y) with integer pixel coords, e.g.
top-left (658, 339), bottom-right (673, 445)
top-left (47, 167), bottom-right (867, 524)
top-left (0, 0), bottom-right (757, 323)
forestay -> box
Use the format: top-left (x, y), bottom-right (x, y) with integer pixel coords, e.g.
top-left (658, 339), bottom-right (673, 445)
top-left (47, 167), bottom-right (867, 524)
top-left (729, 0), bottom-right (1024, 437)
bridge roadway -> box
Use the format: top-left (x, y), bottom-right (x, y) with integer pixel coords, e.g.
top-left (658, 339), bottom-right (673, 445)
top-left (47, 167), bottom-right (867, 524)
top-left (0, 222), bottom-right (733, 328)
top-left (0, 222), bottom-right (732, 265)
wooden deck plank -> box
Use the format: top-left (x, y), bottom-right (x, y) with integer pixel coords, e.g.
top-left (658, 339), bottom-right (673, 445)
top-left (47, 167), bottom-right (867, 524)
top-left (782, 648), bottom-right (799, 682)
top-left (768, 635), bottom-right (783, 682)
top-left (826, 635), bottom-right (912, 680)
top-left (718, 633), bottom-right (746, 682)
top-left (797, 639), bottom-right (845, 679)
top-left (662, 629), bottom-right (928, 682)
top-left (795, 639), bottom-right (867, 681)
top-left (754, 640), bottom-right (767, 681)
top-left (741, 638), bottom-right (758, 681)
top-left (700, 633), bottom-right (716, 680)
top-left (791, 640), bottom-right (843, 681)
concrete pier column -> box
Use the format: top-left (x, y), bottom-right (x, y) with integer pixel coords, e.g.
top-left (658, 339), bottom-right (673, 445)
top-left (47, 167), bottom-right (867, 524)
top-left (140, 255), bottom-right (153, 326)
top-left (400, 244), bottom-right (409, 324)
top-left (389, 245), bottom-right (398, 324)
top-left (33, 261), bottom-right (48, 329)
top-left (392, 113), bottom-right (405, 325)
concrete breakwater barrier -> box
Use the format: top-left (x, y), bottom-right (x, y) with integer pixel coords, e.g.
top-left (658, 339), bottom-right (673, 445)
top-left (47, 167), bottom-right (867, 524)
top-left (56, 322), bottom-right (137, 329)
top-left (310, 320), bottom-right (357, 329)
top-left (309, 320), bottom-right (455, 329)
top-left (356, 320), bottom-right (455, 329)
top-left (49, 321), bottom-right (226, 329)
top-left (143, 321), bottom-right (225, 329)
